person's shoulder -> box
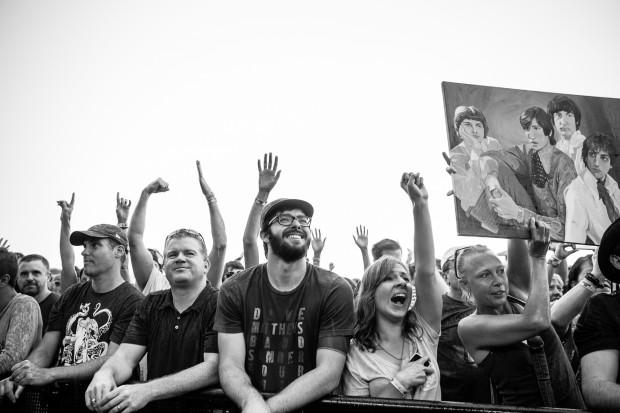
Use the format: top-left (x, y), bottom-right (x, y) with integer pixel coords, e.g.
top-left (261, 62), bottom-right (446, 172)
top-left (13, 293), bottom-right (39, 309)
top-left (310, 265), bottom-right (352, 290)
top-left (587, 292), bottom-right (620, 312)
top-left (221, 265), bottom-right (261, 292)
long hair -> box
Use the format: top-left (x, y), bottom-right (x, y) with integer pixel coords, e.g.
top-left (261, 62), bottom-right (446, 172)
top-left (353, 256), bottom-right (422, 352)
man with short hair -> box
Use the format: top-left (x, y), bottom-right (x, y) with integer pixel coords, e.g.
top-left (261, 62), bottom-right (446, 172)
top-left (574, 218), bottom-right (620, 411)
top-left (222, 260), bottom-right (244, 283)
top-left (86, 228), bottom-right (219, 412)
top-left (548, 95), bottom-right (586, 174)
top-left (17, 254), bottom-right (60, 333)
top-left (565, 133), bottom-right (620, 244)
top-left (0, 249), bottom-right (42, 378)
top-left (216, 198), bottom-right (354, 413)
top-left (0, 224), bottom-right (143, 412)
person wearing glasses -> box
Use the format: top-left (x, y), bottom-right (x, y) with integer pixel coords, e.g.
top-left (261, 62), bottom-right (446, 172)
top-left (343, 172), bottom-right (443, 400)
top-left (455, 221), bottom-right (585, 409)
top-left (215, 198), bottom-right (354, 413)
top-left (0, 224), bottom-right (143, 411)
top-left (85, 228), bottom-right (219, 413)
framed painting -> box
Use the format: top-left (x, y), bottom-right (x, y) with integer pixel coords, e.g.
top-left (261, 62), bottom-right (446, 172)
top-left (442, 82), bottom-right (620, 244)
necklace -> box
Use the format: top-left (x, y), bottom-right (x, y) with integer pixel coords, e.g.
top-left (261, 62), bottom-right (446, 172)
top-left (378, 337), bottom-right (406, 361)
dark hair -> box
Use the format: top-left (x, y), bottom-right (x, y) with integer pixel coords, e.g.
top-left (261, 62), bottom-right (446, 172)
top-left (371, 239), bottom-right (401, 261)
top-left (581, 132), bottom-right (617, 166)
top-left (519, 106), bottom-right (556, 145)
top-left (148, 248), bottom-right (164, 271)
top-left (353, 256), bottom-right (421, 352)
top-left (0, 249), bottom-right (18, 287)
top-left (547, 95), bottom-right (582, 129)
top-left (19, 254), bottom-right (50, 271)
top-left (454, 106), bottom-right (489, 139)
top-left (567, 255), bottom-right (593, 290)
top-left (225, 260), bottom-right (244, 272)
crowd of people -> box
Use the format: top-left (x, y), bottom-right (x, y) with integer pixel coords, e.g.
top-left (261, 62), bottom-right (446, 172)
top-left (0, 142), bottom-right (619, 413)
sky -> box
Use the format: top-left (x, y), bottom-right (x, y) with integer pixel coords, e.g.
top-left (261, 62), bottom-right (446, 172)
top-left (1, 0), bottom-right (619, 278)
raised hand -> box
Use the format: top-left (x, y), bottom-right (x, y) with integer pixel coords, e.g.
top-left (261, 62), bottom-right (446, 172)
top-left (0, 237), bottom-right (10, 250)
top-left (196, 160), bottom-right (215, 198)
top-left (528, 218), bottom-right (551, 259)
top-left (258, 152), bottom-right (281, 194)
top-left (352, 225), bottom-right (369, 250)
top-left (57, 192), bottom-right (75, 221)
top-left (144, 178), bottom-right (169, 195)
top-left (116, 192), bottom-right (132, 224)
top-left (400, 172), bottom-right (428, 204)
top-left (311, 228), bottom-right (326, 255)
top-left (554, 243), bottom-right (577, 261)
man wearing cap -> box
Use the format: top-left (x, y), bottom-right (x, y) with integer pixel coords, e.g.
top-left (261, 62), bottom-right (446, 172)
top-left (216, 198), bottom-right (354, 413)
top-left (0, 224), bottom-right (143, 411)
top-left (574, 219), bottom-right (620, 411)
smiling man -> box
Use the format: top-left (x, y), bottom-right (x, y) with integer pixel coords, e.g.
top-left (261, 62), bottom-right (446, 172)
top-left (0, 224), bottom-right (143, 412)
top-left (17, 254), bottom-right (59, 333)
top-left (86, 228), bottom-right (219, 413)
top-left (215, 198), bottom-right (354, 413)
top-left (565, 133), bottom-right (620, 244)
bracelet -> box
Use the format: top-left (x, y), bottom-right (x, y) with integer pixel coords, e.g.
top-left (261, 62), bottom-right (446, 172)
top-left (255, 198), bottom-right (267, 206)
top-left (206, 195), bottom-right (217, 204)
top-left (585, 272), bottom-right (605, 289)
top-left (580, 279), bottom-right (597, 293)
top-left (390, 377), bottom-right (408, 395)
top-left (118, 223), bottom-right (128, 230)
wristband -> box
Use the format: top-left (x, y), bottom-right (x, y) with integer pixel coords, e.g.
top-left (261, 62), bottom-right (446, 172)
top-left (390, 377), bottom-right (408, 396)
top-left (255, 198), bottom-right (267, 206)
top-left (585, 272), bottom-right (605, 289)
top-left (580, 279), bottom-right (597, 293)
top-left (118, 223), bottom-right (128, 230)
top-left (206, 196), bottom-right (217, 204)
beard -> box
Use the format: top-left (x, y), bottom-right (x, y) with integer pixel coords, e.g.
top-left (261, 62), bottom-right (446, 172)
top-left (20, 282), bottom-right (40, 296)
top-left (268, 228), bottom-right (310, 263)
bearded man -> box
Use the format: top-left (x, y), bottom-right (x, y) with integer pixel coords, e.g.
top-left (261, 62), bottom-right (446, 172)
top-left (215, 198), bottom-right (354, 413)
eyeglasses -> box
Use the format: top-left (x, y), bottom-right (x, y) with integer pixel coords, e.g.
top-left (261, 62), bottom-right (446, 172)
top-left (453, 245), bottom-right (485, 280)
top-left (164, 228), bottom-right (206, 247)
top-left (267, 214), bottom-right (312, 227)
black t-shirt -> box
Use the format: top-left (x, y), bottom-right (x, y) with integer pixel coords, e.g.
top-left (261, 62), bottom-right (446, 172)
top-left (574, 293), bottom-right (620, 370)
top-left (214, 264), bottom-right (354, 393)
top-left (123, 284), bottom-right (219, 380)
top-left (48, 281), bottom-right (143, 367)
top-left (39, 292), bottom-right (60, 334)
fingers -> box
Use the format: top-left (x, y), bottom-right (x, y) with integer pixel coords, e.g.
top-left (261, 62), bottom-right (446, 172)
top-left (272, 154), bottom-right (278, 171)
top-left (14, 384), bottom-right (24, 400)
top-left (446, 166), bottom-right (456, 174)
top-left (267, 152), bottom-right (273, 170)
top-left (70, 192), bottom-right (75, 206)
top-left (196, 160), bottom-right (204, 178)
top-left (116, 191), bottom-right (120, 204)
top-left (446, 189), bottom-right (454, 197)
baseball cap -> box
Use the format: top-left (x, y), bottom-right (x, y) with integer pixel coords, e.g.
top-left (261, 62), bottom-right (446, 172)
top-left (70, 224), bottom-right (128, 249)
top-left (260, 198), bottom-right (314, 231)
top-left (598, 217), bottom-right (620, 283)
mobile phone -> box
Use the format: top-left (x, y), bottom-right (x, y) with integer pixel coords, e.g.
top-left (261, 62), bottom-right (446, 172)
top-left (410, 352), bottom-right (430, 366)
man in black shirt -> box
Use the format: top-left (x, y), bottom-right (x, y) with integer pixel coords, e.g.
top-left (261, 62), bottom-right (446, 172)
top-left (0, 224), bottom-right (143, 412)
top-left (215, 198), bottom-right (354, 413)
top-left (17, 254), bottom-right (60, 333)
top-left (86, 228), bottom-right (219, 412)
top-left (575, 217), bottom-right (620, 411)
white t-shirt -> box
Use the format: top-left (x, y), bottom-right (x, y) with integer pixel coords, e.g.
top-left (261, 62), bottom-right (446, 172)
top-left (343, 310), bottom-right (441, 401)
top-left (142, 266), bottom-right (170, 296)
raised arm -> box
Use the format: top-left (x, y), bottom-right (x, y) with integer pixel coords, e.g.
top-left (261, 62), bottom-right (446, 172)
top-left (401, 172), bottom-right (442, 331)
top-left (459, 220), bottom-right (551, 360)
top-left (196, 160), bottom-right (227, 288)
top-left (218, 332), bottom-right (270, 413)
top-left (311, 228), bottom-right (326, 267)
top-left (128, 178), bottom-right (169, 291)
top-left (243, 153), bottom-right (281, 268)
top-left (57, 193), bottom-right (78, 291)
top-left (505, 238), bottom-right (530, 302)
top-left (546, 243), bottom-right (573, 284)
top-left (116, 192), bottom-right (133, 284)
top-left (352, 225), bottom-right (371, 270)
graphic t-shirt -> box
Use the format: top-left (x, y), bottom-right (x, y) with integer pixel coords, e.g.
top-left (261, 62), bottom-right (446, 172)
top-left (214, 264), bottom-right (354, 393)
top-left (48, 281), bottom-right (143, 367)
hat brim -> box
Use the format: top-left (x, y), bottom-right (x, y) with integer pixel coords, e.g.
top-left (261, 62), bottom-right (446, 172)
top-left (69, 230), bottom-right (116, 247)
top-left (598, 218), bottom-right (620, 283)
